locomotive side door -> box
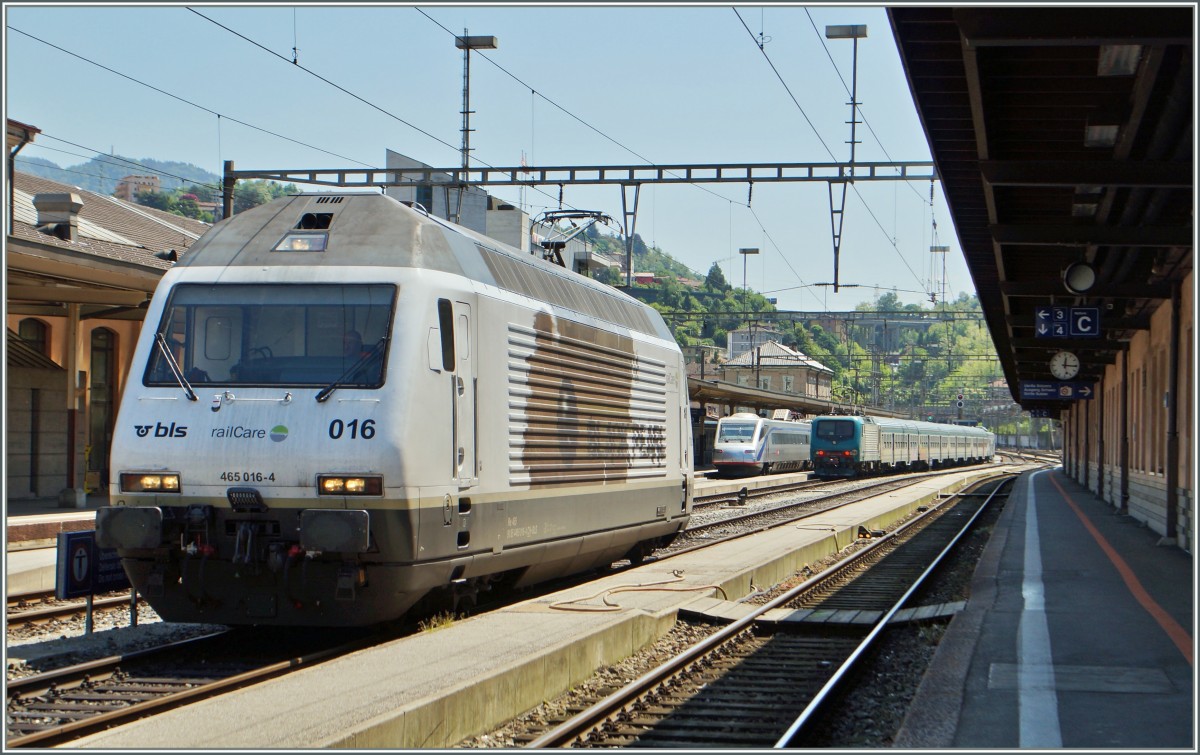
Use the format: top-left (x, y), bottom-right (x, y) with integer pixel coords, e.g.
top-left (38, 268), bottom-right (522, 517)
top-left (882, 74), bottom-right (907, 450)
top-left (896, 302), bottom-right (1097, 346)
top-left (452, 300), bottom-right (477, 488)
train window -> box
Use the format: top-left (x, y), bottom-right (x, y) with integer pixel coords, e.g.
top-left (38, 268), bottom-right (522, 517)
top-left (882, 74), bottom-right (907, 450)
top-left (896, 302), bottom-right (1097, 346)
top-left (716, 421), bottom-right (757, 443)
top-left (273, 231), bottom-right (328, 252)
top-left (815, 420), bottom-right (856, 440)
top-left (437, 299), bottom-right (455, 372)
top-left (203, 316), bottom-right (232, 360)
top-left (145, 283), bottom-right (395, 387)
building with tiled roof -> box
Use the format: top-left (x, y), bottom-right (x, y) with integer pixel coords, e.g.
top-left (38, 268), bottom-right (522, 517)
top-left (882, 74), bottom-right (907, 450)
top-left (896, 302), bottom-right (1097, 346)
top-left (6, 127), bottom-right (210, 502)
top-left (720, 340), bottom-right (834, 400)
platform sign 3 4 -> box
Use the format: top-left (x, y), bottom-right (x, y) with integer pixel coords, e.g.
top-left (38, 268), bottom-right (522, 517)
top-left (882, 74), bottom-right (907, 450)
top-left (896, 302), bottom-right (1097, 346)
top-left (1035, 306), bottom-right (1101, 338)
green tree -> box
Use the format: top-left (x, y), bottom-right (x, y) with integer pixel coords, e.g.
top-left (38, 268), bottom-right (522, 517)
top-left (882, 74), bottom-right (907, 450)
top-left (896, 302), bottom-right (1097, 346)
top-left (183, 184), bottom-right (217, 203)
top-left (176, 194), bottom-right (202, 220)
top-left (134, 189), bottom-right (177, 213)
top-left (704, 263), bottom-right (730, 292)
top-left (233, 181), bottom-right (274, 213)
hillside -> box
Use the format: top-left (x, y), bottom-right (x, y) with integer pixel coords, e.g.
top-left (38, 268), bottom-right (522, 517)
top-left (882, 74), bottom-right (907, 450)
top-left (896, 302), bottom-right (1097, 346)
top-left (14, 153), bottom-right (220, 195)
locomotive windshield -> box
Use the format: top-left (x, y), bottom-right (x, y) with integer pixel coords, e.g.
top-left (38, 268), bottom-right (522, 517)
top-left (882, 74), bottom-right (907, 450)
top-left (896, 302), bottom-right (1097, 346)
top-left (815, 419), bottom-right (857, 440)
top-left (144, 283), bottom-right (396, 388)
top-left (717, 421), bottom-right (757, 443)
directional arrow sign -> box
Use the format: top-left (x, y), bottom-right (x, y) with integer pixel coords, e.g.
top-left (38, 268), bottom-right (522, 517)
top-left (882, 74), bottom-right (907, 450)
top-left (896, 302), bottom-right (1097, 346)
top-left (1020, 381), bottom-right (1095, 401)
top-left (1035, 305), bottom-right (1102, 339)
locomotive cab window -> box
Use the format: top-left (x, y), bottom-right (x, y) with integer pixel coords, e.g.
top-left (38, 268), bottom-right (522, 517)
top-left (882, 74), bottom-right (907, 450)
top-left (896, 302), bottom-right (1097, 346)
top-left (815, 420), bottom-right (856, 440)
top-left (144, 283), bottom-right (395, 388)
top-left (716, 421), bottom-right (757, 443)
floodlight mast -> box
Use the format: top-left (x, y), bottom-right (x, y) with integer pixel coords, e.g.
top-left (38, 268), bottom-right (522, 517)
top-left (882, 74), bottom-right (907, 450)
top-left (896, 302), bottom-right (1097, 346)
top-left (455, 31), bottom-right (497, 223)
top-left (825, 23), bottom-right (867, 294)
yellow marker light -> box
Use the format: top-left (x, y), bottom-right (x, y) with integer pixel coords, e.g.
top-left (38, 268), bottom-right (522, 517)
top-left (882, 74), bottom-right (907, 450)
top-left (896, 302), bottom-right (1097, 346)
top-left (317, 475), bottom-right (382, 496)
top-left (120, 473), bottom-right (181, 493)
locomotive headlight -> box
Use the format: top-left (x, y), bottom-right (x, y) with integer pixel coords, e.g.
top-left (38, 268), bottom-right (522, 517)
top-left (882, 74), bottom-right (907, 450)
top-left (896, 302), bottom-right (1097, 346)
top-left (318, 475), bottom-right (383, 496)
top-left (120, 473), bottom-right (181, 493)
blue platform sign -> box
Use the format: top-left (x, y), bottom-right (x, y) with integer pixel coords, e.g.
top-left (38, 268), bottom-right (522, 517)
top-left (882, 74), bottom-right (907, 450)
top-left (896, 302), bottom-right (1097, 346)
top-left (56, 530), bottom-right (131, 599)
top-left (1020, 381), bottom-right (1095, 401)
top-left (1070, 307), bottom-right (1100, 337)
top-left (1035, 306), bottom-right (1101, 338)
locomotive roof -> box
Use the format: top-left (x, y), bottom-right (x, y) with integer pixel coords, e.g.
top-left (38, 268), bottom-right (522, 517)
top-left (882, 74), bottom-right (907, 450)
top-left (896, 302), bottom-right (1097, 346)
top-left (811, 414), bottom-right (993, 436)
top-left (174, 192), bottom-right (673, 341)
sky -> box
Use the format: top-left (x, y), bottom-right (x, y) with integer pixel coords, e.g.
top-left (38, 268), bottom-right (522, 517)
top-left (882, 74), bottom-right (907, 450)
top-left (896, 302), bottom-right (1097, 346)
top-left (4, 2), bottom-right (977, 312)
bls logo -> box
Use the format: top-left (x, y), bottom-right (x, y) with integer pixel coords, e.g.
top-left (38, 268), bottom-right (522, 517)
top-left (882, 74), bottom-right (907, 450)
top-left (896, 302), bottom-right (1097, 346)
top-left (134, 422), bottom-right (188, 438)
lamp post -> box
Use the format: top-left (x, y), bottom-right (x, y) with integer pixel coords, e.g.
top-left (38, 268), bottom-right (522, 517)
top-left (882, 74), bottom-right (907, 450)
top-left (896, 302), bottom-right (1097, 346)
top-left (738, 247), bottom-right (759, 317)
top-left (454, 31), bottom-right (497, 223)
top-left (824, 24), bottom-right (866, 293)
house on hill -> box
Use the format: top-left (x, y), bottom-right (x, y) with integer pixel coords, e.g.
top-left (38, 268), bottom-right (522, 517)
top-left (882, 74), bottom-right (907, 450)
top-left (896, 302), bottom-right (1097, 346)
top-left (720, 340), bottom-right (834, 400)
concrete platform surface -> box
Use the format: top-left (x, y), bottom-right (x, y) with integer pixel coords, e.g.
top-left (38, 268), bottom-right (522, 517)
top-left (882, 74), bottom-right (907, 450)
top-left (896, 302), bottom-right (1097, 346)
top-left (70, 466), bottom-right (1001, 748)
top-left (895, 467), bottom-right (1194, 750)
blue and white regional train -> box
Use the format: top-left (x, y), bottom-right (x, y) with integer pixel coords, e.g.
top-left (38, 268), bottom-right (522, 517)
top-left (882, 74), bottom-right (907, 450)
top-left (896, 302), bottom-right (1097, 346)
top-left (711, 413), bottom-right (812, 476)
top-left (97, 193), bottom-right (693, 627)
top-left (809, 414), bottom-right (995, 479)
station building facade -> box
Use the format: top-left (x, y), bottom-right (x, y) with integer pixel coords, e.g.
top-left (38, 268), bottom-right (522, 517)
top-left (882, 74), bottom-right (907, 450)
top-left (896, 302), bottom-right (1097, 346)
top-left (1064, 272), bottom-right (1194, 552)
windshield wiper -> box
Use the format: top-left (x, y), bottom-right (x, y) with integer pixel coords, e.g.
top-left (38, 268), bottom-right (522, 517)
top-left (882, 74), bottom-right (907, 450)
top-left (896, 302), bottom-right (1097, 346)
top-left (155, 332), bottom-right (198, 401)
top-left (316, 336), bottom-right (388, 403)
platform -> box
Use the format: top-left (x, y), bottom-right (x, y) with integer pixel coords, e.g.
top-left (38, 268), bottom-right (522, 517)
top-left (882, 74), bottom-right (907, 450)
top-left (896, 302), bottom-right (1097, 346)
top-left (63, 467), bottom-right (997, 748)
top-left (4, 493), bottom-right (106, 595)
top-left (895, 467), bottom-right (1194, 749)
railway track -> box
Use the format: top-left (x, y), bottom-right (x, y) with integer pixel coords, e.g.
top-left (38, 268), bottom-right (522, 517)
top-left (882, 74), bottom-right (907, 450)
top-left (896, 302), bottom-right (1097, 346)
top-left (7, 590), bottom-right (138, 629)
top-left (519, 473), bottom-right (1015, 748)
top-left (677, 460), bottom-right (1040, 555)
top-left (5, 627), bottom-right (383, 747)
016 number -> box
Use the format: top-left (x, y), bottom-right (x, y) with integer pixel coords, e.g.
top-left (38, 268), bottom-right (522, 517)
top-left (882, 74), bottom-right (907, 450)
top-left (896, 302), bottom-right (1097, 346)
top-left (329, 418), bottom-right (376, 440)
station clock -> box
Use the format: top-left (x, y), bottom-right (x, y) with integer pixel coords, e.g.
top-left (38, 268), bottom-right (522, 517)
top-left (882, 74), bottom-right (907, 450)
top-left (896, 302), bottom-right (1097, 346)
top-left (1049, 349), bottom-right (1081, 380)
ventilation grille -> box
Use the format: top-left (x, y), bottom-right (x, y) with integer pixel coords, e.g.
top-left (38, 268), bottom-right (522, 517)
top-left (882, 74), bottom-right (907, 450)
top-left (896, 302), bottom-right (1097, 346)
top-left (315, 196), bottom-right (345, 204)
top-left (477, 246), bottom-right (658, 336)
top-left (506, 323), bottom-right (668, 487)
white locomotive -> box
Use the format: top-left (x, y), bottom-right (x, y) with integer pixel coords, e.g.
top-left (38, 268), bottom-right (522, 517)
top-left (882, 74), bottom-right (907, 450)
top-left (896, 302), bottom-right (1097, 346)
top-left (98, 193), bottom-right (693, 626)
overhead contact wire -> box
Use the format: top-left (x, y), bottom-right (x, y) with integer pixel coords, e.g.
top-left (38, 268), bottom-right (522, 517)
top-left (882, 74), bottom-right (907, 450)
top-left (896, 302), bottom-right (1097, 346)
top-left (8, 26), bottom-right (374, 170)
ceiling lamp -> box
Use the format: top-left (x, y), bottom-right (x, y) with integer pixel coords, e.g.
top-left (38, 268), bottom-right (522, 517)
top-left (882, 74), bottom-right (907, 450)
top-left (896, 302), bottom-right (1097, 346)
top-left (1085, 108), bottom-right (1123, 148)
top-left (1062, 262), bottom-right (1098, 294)
top-left (1098, 45), bottom-right (1142, 76)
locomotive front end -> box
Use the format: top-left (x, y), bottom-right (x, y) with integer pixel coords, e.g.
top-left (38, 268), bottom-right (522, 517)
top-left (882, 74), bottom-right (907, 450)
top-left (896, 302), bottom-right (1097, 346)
top-left (99, 271), bottom-right (419, 626)
top-left (810, 416), bottom-right (861, 478)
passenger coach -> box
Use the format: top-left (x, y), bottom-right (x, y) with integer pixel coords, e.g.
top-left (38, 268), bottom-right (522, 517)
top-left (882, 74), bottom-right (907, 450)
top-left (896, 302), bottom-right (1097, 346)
top-left (810, 414), bottom-right (995, 479)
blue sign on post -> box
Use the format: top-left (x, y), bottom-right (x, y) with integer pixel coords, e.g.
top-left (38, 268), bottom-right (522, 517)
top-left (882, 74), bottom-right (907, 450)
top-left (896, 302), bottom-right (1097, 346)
top-left (1020, 381), bottom-right (1095, 401)
top-left (56, 530), bottom-right (131, 599)
top-left (1035, 306), bottom-right (1101, 339)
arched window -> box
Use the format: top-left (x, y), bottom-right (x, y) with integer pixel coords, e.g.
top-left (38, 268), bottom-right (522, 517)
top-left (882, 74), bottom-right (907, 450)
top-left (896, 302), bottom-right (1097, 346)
top-left (18, 318), bottom-right (48, 355)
